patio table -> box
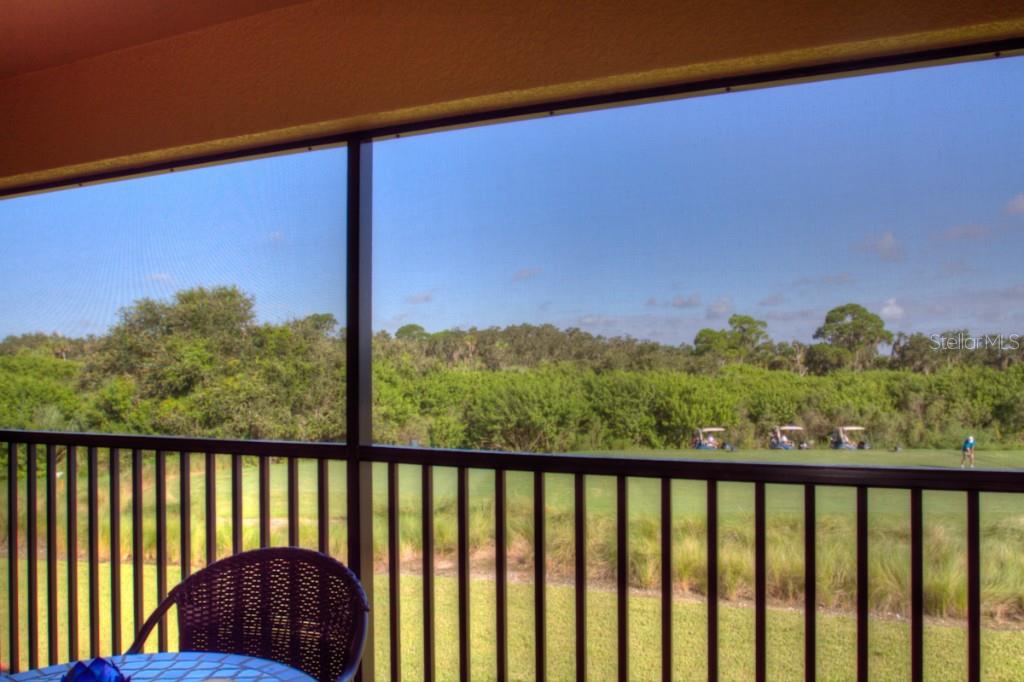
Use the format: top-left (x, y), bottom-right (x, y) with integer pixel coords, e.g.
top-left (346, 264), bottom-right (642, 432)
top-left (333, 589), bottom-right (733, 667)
top-left (9, 652), bottom-right (315, 682)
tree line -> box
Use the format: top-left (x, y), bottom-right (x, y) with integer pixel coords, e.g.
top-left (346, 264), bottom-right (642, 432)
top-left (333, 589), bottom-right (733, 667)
top-left (1, 286), bottom-right (1021, 450)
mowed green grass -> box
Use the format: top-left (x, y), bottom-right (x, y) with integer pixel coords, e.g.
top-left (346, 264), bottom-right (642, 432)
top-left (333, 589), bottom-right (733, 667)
top-left (3, 560), bottom-right (1024, 681)
top-left (2, 448), bottom-right (1023, 621)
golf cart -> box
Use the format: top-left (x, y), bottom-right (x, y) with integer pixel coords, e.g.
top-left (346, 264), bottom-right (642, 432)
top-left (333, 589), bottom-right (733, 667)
top-left (769, 425), bottom-right (809, 450)
top-left (830, 425), bottom-right (870, 450)
top-left (693, 427), bottom-right (734, 452)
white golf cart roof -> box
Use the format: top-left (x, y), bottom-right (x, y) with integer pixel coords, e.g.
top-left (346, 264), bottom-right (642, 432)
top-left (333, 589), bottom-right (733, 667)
top-left (698, 427), bottom-right (726, 432)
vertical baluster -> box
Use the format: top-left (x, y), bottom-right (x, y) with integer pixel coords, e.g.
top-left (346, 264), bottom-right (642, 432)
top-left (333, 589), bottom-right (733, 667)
top-left (457, 467), bottom-right (470, 682)
top-left (661, 478), bottom-right (672, 682)
top-left (495, 469), bottom-right (508, 682)
top-left (109, 447), bottom-right (122, 654)
top-left (288, 457), bottom-right (298, 546)
top-left (422, 465), bottom-right (435, 682)
top-left (910, 489), bottom-right (922, 682)
top-left (67, 446), bottom-right (79, 661)
top-left (180, 452), bottom-right (191, 581)
top-left (575, 473), bottom-right (587, 682)
top-left (755, 482), bottom-right (766, 682)
top-left (967, 490), bottom-right (980, 682)
top-left (804, 485), bottom-right (816, 682)
top-left (535, 471), bottom-right (547, 682)
top-left (131, 449), bottom-right (143, 641)
top-left (27, 443), bottom-right (38, 669)
top-left (156, 450), bottom-right (167, 651)
top-left (388, 462), bottom-right (401, 682)
top-left (231, 454), bottom-right (242, 554)
top-left (87, 446), bottom-right (98, 658)
top-left (355, 459), bottom-right (376, 682)
top-left (616, 475), bottom-right (627, 682)
top-left (317, 459), bottom-right (329, 554)
top-left (205, 453), bottom-right (217, 565)
top-left (46, 445), bottom-right (59, 664)
top-left (259, 456), bottom-right (270, 548)
top-left (707, 480), bottom-right (718, 682)
top-left (9, 442), bottom-right (22, 672)
top-left (856, 486), bottom-right (868, 682)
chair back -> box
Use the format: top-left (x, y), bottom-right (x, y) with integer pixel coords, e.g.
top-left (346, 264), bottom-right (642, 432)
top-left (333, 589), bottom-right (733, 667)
top-left (130, 547), bottom-right (368, 682)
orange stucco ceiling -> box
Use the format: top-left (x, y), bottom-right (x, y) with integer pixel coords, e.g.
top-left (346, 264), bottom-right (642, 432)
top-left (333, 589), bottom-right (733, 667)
top-left (0, 0), bottom-right (310, 79)
top-left (2, 1), bottom-right (1023, 194)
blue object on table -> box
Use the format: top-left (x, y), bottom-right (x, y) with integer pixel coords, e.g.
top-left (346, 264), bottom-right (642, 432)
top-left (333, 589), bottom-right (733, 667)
top-left (61, 659), bottom-right (128, 682)
top-left (11, 652), bottom-right (314, 682)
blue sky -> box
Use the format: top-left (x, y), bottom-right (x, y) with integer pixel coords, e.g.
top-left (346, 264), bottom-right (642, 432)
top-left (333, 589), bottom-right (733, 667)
top-left (2, 56), bottom-right (1023, 345)
top-left (0, 149), bottom-right (348, 337)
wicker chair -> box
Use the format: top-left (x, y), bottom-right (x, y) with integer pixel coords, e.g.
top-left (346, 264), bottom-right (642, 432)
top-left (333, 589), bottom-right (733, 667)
top-left (128, 547), bottom-right (369, 682)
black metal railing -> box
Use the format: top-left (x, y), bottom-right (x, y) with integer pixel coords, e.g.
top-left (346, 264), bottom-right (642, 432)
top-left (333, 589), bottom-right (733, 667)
top-left (4, 428), bottom-right (1024, 681)
top-left (2, 433), bottom-right (345, 671)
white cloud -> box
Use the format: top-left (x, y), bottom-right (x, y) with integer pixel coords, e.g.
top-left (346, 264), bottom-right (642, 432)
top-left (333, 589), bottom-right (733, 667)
top-left (267, 231), bottom-right (285, 243)
top-left (794, 272), bottom-right (853, 287)
top-left (924, 302), bottom-right (952, 316)
top-left (577, 314), bottom-right (607, 326)
top-left (764, 308), bottom-right (818, 322)
top-left (1006, 193), bottom-right (1024, 215)
top-left (706, 297), bottom-right (733, 319)
top-left (377, 313), bottom-right (409, 330)
top-left (894, 283), bottom-right (1024, 333)
top-left (939, 259), bottom-right (973, 277)
top-left (567, 312), bottom-right (713, 345)
top-left (934, 224), bottom-right (992, 241)
top-left (856, 231), bottom-right (905, 262)
top-left (1002, 283), bottom-right (1024, 299)
top-left (757, 293), bottom-right (786, 307)
top-left (405, 292), bottom-right (434, 304)
top-left (880, 298), bottom-right (905, 321)
top-left (512, 267), bottom-right (540, 282)
top-left (670, 293), bottom-right (701, 309)
top-left (146, 272), bottom-right (172, 283)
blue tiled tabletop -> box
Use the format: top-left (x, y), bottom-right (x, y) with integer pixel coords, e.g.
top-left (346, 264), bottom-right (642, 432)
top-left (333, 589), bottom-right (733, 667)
top-left (11, 652), bottom-right (315, 682)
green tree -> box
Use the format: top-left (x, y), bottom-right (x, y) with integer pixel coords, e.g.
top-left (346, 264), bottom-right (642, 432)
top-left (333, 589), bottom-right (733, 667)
top-left (890, 332), bottom-right (949, 373)
top-left (813, 303), bottom-right (893, 370)
top-left (693, 314), bottom-right (771, 368)
top-left (728, 314), bottom-right (769, 355)
top-left (693, 328), bottom-right (738, 361)
top-left (804, 343), bottom-right (851, 375)
top-left (395, 323), bottom-right (430, 341)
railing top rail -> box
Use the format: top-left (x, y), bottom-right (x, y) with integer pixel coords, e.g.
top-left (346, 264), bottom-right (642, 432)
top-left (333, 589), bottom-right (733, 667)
top-left (364, 445), bottom-right (1024, 493)
top-left (0, 429), bottom-right (347, 459)
top-left (4, 429), bottom-right (1023, 492)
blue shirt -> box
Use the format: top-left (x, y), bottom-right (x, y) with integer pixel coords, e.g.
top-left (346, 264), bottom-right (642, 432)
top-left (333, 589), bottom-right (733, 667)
top-left (962, 438), bottom-right (975, 451)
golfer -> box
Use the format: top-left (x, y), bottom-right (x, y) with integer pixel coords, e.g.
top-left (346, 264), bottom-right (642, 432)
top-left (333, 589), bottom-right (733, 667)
top-left (960, 435), bottom-right (976, 468)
